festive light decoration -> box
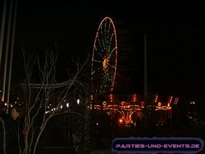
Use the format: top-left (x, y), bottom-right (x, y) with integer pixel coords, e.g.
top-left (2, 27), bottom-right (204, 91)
top-left (154, 94), bottom-right (159, 103)
top-left (158, 102), bottom-right (162, 107)
top-left (109, 93), bottom-right (115, 102)
top-left (131, 93), bottom-right (138, 102)
top-left (120, 101), bottom-right (126, 106)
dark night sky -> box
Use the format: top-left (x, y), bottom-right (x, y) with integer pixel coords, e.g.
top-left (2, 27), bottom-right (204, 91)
top-left (6, 0), bottom-right (205, 107)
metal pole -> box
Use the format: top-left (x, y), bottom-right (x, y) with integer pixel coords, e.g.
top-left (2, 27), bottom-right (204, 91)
top-left (144, 34), bottom-right (147, 102)
top-left (143, 34), bottom-right (149, 130)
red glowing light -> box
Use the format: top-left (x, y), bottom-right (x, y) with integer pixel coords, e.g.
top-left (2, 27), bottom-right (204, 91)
top-left (154, 94), bottom-right (159, 103)
top-left (141, 101), bottom-right (145, 106)
top-left (131, 93), bottom-right (138, 102)
top-left (109, 93), bottom-right (115, 102)
top-left (120, 101), bottom-right (126, 106)
top-left (90, 94), bottom-right (93, 101)
top-left (168, 96), bottom-right (173, 104)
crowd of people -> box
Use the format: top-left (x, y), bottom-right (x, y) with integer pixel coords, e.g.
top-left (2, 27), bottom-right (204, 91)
top-left (0, 103), bottom-right (24, 154)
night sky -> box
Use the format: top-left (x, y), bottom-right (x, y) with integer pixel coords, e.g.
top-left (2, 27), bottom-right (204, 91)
top-left (5, 1), bottom-right (205, 108)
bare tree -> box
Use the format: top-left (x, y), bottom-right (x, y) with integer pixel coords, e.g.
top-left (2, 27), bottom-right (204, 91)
top-left (20, 47), bottom-right (89, 154)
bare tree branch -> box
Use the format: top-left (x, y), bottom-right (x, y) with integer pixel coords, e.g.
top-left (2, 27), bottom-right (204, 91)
top-left (20, 48), bottom-right (89, 154)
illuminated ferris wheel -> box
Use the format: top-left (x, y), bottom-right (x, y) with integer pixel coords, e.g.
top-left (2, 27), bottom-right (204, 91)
top-left (91, 17), bottom-right (118, 95)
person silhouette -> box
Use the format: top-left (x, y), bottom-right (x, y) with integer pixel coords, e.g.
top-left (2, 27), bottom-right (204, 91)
top-left (11, 106), bottom-right (24, 154)
top-left (0, 103), bottom-right (16, 154)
